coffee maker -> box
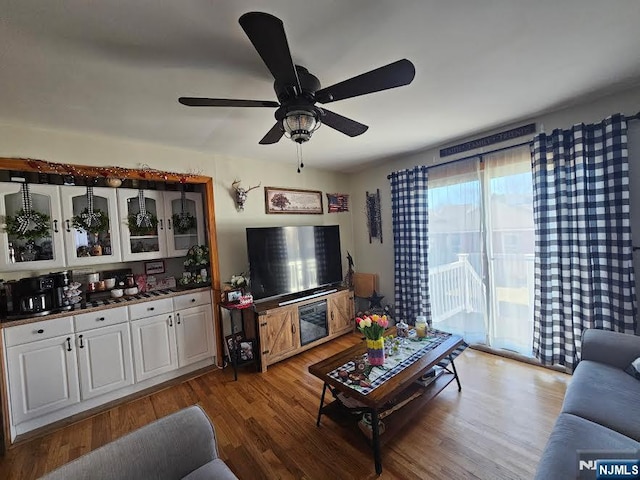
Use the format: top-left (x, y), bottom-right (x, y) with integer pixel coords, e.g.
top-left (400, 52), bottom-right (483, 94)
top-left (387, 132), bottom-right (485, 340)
top-left (2, 271), bottom-right (72, 320)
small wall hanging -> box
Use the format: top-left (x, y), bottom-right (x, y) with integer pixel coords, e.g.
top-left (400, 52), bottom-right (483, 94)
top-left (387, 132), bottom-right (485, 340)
top-left (231, 180), bottom-right (261, 211)
top-left (127, 190), bottom-right (158, 235)
top-left (366, 188), bottom-right (382, 243)
top-left (326, 193), bottom-right (350, 213)
top-left (172, 189), bottom-right (197, 233)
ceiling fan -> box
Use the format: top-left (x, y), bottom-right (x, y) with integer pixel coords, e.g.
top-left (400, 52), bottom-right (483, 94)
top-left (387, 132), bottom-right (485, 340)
top-left (179, 12), bottom-right (416, 146)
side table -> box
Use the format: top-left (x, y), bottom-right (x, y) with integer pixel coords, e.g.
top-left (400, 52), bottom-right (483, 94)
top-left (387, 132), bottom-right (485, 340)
top-left (219, 301), bottom-right (256, 380)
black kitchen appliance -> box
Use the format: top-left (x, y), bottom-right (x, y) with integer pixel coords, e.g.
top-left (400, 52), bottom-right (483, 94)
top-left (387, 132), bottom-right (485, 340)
top-left (1, 271), bottom-right (72, 320)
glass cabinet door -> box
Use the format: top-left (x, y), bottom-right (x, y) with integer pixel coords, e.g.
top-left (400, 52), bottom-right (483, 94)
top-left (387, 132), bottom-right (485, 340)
top-left (164, 191), bottom-right (205, 257)
top-left (60, 186), bottom-right (122, 266)
top-left (117, 188), bottom-right (167, 261)
top-left (0, 182), bottom-right (66, 271)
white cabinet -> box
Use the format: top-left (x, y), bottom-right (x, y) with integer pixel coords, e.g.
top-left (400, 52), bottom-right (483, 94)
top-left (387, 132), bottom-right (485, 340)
top-left (118, 188), bottom-right (168, 261)
top-left (6, 334), bottom-right (80, 425)
top-left (118, 188), bottom-right (206, 261)
top-left (59, 186), bottom-right (122, 266)
top-left (0, 182), bottom-right (66, 272)
top-left (76, 323), bottom-right (133, 400)
top-left (164, 191), bottom-right (205, 257)
top-left (175, 305), bottom-right (214, 367)
top-left (130, 313), bottom-right (178, 382)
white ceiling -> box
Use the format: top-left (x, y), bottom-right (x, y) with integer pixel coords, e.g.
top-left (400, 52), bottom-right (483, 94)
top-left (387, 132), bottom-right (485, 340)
top-left (2, 0), bottom-right (640, 172)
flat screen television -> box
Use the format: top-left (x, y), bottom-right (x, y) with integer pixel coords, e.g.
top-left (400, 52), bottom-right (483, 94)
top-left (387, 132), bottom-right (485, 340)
top-left (246, 225), bottom-right (343, 302)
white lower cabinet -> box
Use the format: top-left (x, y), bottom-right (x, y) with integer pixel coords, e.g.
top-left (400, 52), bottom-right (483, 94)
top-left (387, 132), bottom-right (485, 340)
top-left (130, 313), bottom-right (178, 382)
top-left (3, 290), bottom-right (216, 440)
top-left (76, 323), bottom-right (134, 400)
top-left (175, 305), bottom-right (214, 367)
top-left (6, 334), bottom-right (80, 425)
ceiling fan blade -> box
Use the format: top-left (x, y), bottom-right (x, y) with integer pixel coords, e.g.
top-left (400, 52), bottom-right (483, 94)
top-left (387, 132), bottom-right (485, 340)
top-left (239, 12), bottom-right (301, 94)
top-left (259, 123), bottom-right (284, 144)
top-left (321, 109), bottom-right (369, 137)
top-left (315, 59), bottom-right (415, 104)
top-left (179, 97), bottom-right (279, 108)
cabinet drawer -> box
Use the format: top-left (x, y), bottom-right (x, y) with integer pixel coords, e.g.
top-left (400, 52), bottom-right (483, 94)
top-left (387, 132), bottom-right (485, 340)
top-left (173, 290), bottom-right (211, 310)
top-left (4, 316), bottom-right (74, 347)
top-left (74, 306), bottom-right (129, 332)
top-left (128, 298), bottom-right (173, 320)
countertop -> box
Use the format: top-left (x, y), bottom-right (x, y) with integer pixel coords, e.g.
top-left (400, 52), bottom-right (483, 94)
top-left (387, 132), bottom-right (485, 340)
top-left (1, 286), bottom-right (213, 328)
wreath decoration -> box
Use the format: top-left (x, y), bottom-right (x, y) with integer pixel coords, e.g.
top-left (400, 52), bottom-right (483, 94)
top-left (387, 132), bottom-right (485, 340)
top-left (127, 213), bottom-right (158, 236)
top-left (172, 212), bottom-right (196, 234)
top-left (5, 209), bottom-right (51, 240)
top-left (72, 208), bottom-right (109, 234)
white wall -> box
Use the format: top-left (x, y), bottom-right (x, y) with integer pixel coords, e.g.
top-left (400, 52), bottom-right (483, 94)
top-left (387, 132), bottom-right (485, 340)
top-left (0, 122), bottom-right (354, 285)
top-left (349, 85), bottom-right (640, 311)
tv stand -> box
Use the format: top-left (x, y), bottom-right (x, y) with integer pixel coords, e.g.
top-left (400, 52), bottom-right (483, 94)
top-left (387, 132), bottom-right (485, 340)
top-left (254, 288), bottom-right (354, 372)
top-left (278, 289), bottom-right (338, 306)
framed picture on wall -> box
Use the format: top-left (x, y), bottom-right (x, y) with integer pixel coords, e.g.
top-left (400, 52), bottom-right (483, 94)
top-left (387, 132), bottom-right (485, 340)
top-left (265, 187), bottom-right (323, 214)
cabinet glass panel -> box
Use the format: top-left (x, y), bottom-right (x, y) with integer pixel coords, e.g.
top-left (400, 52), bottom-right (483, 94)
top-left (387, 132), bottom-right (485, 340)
top-left (70, 192), bottom-right (115, 259)
top-left (169, 197), bottom-right (199, 252)
top-left (125, 196), bottom-right (160, 254)
top-left (4, 190), bottom-right (57, 264)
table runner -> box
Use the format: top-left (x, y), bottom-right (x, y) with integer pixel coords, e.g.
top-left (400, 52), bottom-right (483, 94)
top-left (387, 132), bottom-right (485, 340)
top-left (328, 330), bottom-right (456, 395)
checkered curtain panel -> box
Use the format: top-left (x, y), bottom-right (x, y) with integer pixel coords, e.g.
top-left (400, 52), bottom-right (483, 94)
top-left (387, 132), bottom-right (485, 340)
top-left (531, 113), bottom-right (637, 371)
top-left (388, 166), bottom-right (430, 324)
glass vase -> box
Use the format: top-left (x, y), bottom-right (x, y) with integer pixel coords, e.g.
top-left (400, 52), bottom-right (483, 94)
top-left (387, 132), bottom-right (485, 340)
top-left (366, 337), bottom-right (385, 366)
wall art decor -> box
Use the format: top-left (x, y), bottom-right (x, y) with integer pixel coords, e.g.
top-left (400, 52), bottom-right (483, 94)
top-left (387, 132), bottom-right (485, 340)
top-left (326, 193), bottom-right (350, 212)
top-left (265, 187), bottom-right (323, 214)
top-left (366, 188), bottom-right (382, 243)
top-left (144, 260), bottom-right (165, 275)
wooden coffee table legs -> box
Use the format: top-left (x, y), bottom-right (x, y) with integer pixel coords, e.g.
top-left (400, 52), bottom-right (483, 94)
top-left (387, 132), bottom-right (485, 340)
top-left (315, 383), bottom-right (383, 475)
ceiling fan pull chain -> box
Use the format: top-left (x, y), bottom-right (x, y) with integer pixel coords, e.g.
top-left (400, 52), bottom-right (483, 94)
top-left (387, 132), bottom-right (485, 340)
top-left (296, 143), bottom-right (305, 173)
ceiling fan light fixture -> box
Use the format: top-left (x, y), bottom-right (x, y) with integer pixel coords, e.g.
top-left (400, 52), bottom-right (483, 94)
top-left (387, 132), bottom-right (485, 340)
top-left (283, 110), bottom-right (320, 144)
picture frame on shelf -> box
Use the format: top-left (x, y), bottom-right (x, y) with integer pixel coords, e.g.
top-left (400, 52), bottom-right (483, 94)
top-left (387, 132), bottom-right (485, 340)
top-left (264, 187), bottom-right (323, 214)
top-left (225, 331), bottom-right (245, 361)
top-left (224, 288), bottom-right (243, 304)
top-left (238, 339), bottom-right (255, 363)
top-left (144, 260), bottom-right (165, 275)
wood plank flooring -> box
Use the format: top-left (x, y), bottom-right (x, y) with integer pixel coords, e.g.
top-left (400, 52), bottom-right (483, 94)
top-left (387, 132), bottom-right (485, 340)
top-left (0, 333), bottom-right (570, 479)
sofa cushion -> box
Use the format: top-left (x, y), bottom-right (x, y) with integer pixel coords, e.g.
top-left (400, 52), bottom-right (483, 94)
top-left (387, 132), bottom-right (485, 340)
top-left (625, 357), bottom-right (640, 380)
top-left (534, 413), bottom-right (640, 480)
top-left (182, 459), bottom-right (238, 480)
top-left (561, 360), bottom-right (640, 441)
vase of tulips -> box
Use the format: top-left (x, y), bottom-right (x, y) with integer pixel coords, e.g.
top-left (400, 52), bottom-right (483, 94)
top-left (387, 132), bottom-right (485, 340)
top-left (356, 314), bottom-right (389, 366)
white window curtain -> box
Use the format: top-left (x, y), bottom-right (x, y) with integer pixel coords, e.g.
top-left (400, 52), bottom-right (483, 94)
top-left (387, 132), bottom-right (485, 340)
top-left (427, 146), bottom-right (535, 356)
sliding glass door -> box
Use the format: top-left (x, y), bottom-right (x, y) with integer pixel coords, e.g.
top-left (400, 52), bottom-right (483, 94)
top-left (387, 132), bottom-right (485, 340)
top-left (427, 146), bottom-right (534, 356)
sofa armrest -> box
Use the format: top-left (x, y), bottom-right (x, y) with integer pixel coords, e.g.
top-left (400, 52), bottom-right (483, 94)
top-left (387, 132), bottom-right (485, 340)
top-left (581, 329), bottom-right (640, 369)
top-left (41, 405), bottom-right (223, 480)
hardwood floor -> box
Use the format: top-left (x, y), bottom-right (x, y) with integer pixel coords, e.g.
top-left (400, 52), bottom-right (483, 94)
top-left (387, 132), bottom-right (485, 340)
top-left (0, 333), bottom-right (570, 479)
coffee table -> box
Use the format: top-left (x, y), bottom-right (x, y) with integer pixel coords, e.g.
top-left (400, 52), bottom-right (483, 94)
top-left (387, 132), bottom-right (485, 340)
top-left (308, 329), bottom-right (463, 474)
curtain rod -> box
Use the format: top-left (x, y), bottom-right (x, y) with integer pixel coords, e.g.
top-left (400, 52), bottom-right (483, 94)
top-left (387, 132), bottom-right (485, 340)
top-left (386, 111), bottom-right (640, 176)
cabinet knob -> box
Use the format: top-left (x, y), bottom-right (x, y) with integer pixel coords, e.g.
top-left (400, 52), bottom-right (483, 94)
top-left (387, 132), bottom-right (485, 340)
top-left (66, 337), bottom-right (72, 352)
top-left (98, 317), bottom-right (105, 321)
top-left (147, 307), bottom-right (155, 311)
top-left (191, 298), bottom-right (196, 303)
top-left (79, 334), bottom-right (84, 348)
top-left (36, 329), bottom-right (44, 334)
top-left (263, 350), bottom-right (270, 355)
top-left (260, 322), bottom-right (267, 327)
top-left (168, 315), bottom-right (173, 327)
top-left (53, 219), bottom-right (59, 233)
top-left (65, 219), bottom-right (71, 233)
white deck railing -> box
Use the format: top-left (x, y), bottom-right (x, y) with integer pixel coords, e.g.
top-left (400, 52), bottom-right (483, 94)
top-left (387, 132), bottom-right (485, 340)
top-left (429, 254), bottom-right (486, 322)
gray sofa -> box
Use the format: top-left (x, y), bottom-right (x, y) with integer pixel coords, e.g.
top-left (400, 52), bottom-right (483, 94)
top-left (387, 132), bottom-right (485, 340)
top-left (534, 329), bottom-right (640, 479)
top-left (40, 405), bottom-right (238, 480)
